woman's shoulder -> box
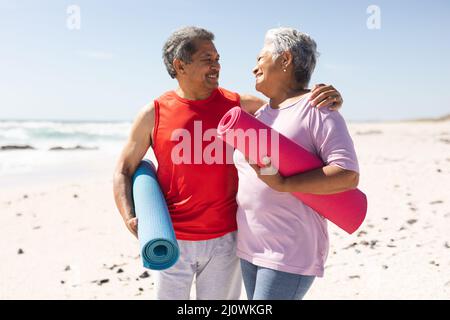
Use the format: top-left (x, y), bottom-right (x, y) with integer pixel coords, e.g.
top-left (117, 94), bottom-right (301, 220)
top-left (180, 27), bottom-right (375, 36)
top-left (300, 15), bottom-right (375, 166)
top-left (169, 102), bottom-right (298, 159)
top-left (254, 103), bottom-right (269, 118)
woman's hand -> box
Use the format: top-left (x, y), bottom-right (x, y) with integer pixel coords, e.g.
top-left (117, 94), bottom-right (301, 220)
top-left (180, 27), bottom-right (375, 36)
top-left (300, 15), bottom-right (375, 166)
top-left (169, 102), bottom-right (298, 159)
top-left (247, 156), bottom-right (287, 192)
top-left (309, 84), bottom-right (343, 110)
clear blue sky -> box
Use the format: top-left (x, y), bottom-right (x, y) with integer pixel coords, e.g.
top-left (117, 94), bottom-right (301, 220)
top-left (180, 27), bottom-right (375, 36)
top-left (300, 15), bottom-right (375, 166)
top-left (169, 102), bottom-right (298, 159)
top-left (1, 0), bottom-right (449, 122)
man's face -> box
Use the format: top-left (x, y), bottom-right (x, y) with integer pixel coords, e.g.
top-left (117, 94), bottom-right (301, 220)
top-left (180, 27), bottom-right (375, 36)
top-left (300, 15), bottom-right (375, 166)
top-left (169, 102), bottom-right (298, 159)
top-left (180, 40), bottom-right (221, 92)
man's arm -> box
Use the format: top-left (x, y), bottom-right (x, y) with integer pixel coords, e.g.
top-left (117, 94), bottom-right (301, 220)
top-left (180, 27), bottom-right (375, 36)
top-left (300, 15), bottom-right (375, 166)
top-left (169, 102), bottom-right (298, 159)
top-left (239, 84), bottom-right (344, 115)
top-left (113, 102), bottom-right (155, 238)
top-left (239, 94), bottom-right (267, 115)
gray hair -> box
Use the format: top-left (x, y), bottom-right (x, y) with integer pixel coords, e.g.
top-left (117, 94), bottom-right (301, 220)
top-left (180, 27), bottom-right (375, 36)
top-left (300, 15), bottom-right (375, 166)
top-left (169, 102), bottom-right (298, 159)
top-left (162, 26), bottom-right (215, 78)
top-left (264, 27), bottom-right (319, 88)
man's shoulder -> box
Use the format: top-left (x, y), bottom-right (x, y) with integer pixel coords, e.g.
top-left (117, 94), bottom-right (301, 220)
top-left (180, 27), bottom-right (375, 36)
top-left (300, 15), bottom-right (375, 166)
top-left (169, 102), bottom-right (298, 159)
top-left (217, 87), bottom-right (240, 102)
top-left (154, 90), bottom-right (176, 102)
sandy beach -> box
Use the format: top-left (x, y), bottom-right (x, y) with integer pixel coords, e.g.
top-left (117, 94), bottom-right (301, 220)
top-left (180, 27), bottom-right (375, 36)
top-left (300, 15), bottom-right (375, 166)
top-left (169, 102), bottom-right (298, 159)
top-left (1, 119), bottom-right (449, 300)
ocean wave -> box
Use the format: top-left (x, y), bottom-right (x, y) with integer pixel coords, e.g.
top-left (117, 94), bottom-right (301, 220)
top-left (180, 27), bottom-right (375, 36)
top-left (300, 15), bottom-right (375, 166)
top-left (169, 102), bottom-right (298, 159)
top-left (0, 120), bottom-right (131, 141)
top-left (0, 120), bottom-right (130, 151)
top-left (0, 144), bottom-right (100, 151)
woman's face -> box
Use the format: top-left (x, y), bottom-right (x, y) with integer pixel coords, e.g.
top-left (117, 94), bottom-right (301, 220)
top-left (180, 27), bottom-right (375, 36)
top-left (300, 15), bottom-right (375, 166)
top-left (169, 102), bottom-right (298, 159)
top-left (252, 45), bottom-right (283, 96)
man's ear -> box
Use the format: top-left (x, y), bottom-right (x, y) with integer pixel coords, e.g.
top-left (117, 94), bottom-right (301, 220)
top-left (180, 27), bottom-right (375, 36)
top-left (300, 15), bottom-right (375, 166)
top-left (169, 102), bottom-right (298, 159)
top-left (173, 58), bottom-right (186, 76)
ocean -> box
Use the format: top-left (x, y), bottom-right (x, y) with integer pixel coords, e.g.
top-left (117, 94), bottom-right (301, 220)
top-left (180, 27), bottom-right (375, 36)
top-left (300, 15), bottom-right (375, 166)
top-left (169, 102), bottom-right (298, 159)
top-left (0, 120), bottom-right (131, 151)
top-left (0, 120), bottom-right (132, 182)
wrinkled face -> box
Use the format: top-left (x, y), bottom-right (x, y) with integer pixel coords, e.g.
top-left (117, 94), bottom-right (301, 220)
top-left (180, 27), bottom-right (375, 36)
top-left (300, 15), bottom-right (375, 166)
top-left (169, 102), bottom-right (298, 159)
top-left (252, 44), bottom-right (282, 95)
top-left (181, 40), bottom-right (221, 91)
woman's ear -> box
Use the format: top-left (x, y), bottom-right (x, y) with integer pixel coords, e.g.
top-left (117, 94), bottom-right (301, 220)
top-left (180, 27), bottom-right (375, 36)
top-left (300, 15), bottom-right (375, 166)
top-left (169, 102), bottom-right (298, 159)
top-left (281, 51), bottom-right (293, 69)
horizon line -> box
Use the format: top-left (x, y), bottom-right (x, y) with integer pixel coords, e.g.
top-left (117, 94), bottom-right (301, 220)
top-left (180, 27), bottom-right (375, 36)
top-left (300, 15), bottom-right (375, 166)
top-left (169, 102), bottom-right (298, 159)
top-left (1, 113), bottom-right (449, 124)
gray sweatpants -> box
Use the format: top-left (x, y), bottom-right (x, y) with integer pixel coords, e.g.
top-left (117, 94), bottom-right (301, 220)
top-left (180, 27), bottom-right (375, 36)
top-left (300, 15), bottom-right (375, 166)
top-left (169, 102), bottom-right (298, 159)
top-left (155, 231), bottom-right (242, 300)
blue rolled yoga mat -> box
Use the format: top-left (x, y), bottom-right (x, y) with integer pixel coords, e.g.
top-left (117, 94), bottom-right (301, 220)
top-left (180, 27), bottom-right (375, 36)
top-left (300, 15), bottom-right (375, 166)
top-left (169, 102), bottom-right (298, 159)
top-left (132, 159), bottom-right (179, 270)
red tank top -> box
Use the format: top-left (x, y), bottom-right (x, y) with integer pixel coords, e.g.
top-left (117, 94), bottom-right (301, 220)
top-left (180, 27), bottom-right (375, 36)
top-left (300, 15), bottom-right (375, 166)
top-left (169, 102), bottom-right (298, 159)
top-left (153, 87), bottom-right (240, 240)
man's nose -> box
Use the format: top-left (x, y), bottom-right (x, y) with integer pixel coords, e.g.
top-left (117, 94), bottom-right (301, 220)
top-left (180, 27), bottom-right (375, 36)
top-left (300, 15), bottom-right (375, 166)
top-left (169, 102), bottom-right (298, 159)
top-left (211, 61), bottom-right (220, 71)
top-left (252, 65), bottom-right (258, 75)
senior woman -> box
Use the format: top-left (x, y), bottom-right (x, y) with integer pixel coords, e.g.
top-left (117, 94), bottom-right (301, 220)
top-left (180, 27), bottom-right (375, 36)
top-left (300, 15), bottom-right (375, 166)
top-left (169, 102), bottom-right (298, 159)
top-left (233, 27), bottom-right (360, 300)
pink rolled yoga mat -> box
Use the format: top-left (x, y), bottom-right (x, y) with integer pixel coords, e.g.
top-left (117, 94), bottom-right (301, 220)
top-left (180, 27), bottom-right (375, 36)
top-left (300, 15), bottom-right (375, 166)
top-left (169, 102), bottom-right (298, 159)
top-left (217, 106), bottom-right (367, 234)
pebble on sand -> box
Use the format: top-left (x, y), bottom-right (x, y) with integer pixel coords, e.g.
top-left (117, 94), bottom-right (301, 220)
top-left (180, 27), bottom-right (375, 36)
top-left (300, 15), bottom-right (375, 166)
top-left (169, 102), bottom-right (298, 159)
top-left (357, 230), bottom-right (368, 237)
top-left (344, 242), bottom-right (358, 250)
top-left (95, 279), bottom-right (109, 286)
top-left (64, 265), bottom-right (71, 271)
top-left (17, 249), bottom-right (24, 255)
top-left (139, 271), bottom-right (150, 279)
top-left (370, 240), bottom-right (378, 249)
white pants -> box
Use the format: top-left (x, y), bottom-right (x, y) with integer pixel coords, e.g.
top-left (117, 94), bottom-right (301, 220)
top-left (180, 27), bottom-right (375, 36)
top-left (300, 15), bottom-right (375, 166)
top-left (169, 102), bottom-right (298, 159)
top-left (155, 231), bottom-right (242, 300)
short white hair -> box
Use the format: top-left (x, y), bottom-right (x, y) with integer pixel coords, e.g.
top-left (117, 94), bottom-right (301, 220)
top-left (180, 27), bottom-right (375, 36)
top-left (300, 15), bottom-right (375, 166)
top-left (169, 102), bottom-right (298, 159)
top-left (264, 27), bottom-right (319, 87)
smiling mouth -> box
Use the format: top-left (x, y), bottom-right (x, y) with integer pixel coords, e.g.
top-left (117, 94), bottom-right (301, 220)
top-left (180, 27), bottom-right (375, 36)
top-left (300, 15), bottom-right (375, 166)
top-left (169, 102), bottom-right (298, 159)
top-left (207, 74), bottom-right (219, 80)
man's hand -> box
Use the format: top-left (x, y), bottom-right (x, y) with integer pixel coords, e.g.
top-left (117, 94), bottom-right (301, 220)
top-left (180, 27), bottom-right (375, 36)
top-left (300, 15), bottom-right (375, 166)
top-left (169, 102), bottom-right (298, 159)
top-left (125, 217), bottom-right (138, 238)
top-left (309, 84), bottom-right (343, 110)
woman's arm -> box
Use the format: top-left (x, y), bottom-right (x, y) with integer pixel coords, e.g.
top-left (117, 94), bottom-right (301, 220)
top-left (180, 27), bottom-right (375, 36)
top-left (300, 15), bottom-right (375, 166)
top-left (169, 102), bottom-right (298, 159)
top-left (248, 159), bottom-right (359, 194)
top-left (248, 99), bottom-right (359, 195)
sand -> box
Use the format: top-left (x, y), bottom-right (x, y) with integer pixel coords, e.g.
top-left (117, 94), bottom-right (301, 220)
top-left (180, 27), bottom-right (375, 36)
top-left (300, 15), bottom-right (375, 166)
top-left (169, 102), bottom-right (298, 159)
top-left (1, 120), bottom-right (449, 299)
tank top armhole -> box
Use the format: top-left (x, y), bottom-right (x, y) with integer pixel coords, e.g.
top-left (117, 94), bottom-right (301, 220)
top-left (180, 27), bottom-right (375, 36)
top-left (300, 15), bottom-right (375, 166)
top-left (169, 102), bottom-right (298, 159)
top-left (152, 99), bottom-right (160, 148)
top-left (235, 92), bottom-right (241, 107)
